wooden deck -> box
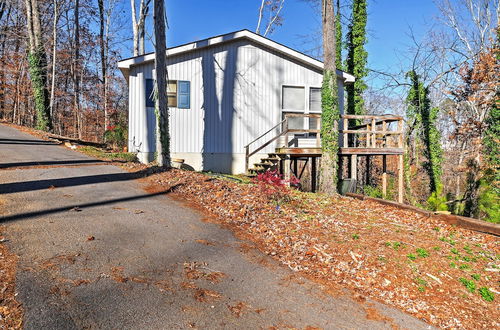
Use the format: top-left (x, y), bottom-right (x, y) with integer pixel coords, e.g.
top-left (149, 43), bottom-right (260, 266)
top-left (244, 113), bottom-right (406, 201)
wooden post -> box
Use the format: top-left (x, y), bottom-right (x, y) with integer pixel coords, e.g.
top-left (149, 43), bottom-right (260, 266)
top-left (351, 154), bottom-right (357, 181)
top-left (284, 117), bottom-right (289, 147)
top-left (366, 155), bottom-right (370, 185)
top-left (382, 155), bottom-right (387, 198)
top-left (284, 155), bottom-right (291, 186)
top-left (245, 146), bottom-right (249, 173)
top-left (366, 124), bottom-right (370, 147)
top-left (343, 117), bottom-right (348, 147)
top-left (398, 154), bottom-right (403, 203)
top-left (311, 156), bottom-right (317, 192)
top-left (371, 118), bottom-right (376, 147)
top-left (382, 120), bottom-right (387, 147)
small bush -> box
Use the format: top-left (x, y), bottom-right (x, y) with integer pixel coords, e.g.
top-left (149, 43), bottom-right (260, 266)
top-left (104, 125), bottom-right (127, 151)
top-left (479, 287), bottom-right (494, 302)
top-left (253, 170), bottom-right (298, 205)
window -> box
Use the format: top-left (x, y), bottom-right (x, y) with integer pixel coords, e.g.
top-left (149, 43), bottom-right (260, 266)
top-left (145, 79), bottom-right (154, 108)
top-left (282, 86), bottom-right (305, 111)
top-left (309, 87), bottom-right (321, 112)
top-left (145, 79), bottom-right (191, 109)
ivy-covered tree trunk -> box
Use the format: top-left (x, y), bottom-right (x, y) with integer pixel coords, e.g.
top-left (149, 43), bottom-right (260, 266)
top-left (346, 0), bottom-right (367, 118)
top-left (406, 71), bottom-right (443, 193)
top-left (153, 0), bottom-right (170, 167)
top-left (25, 0), bottom-right (51, 131)
top-left (319, 0), bottom-right (340, 194)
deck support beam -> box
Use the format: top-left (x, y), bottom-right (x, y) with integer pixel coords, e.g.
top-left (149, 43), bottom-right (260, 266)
top-left (350, 154), bottom-right (357, 181)
top-left (397, 154), bottom-right (403, 203)
top-left (382, 155), bottom-right (387, 198)
top-left (283, 155), bottom-right (291, 186)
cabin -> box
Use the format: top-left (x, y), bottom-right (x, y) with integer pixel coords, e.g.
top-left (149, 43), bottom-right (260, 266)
top-left (118, 30), bottom-right (354, 171)
top-left (118, 30), bottom-right (405, 200)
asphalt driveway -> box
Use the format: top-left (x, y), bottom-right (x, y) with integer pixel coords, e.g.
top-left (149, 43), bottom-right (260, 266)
top-left (0, 124), bottom-right (431, 329)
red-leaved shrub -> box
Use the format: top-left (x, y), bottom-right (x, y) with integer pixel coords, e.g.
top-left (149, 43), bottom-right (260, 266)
top-left (253, 170), bottom-right (299, 205)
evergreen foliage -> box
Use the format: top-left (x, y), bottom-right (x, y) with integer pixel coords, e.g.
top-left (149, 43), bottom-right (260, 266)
top-left (320, 69), bottom-right (340, 189)
top-left (405, 71), bottom-right (443, 195)
top-left (335, 0), bottom-right (342, 70)
top-left (346, 0), bottom-right (367, 117)
top-left (27, 48), bottom-right (52, 131)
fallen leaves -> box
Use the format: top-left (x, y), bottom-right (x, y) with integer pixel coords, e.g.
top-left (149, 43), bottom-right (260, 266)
top-left (0, 227), bottom-right (23, 329)
top-left (132, 168), bottom-right (499, 329)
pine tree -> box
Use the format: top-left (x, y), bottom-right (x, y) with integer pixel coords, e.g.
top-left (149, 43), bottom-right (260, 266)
top-left (346, 0), bottom-right (367, 117)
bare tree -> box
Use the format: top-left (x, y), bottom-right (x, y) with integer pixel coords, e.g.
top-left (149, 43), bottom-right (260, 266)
top-left (153, 0), bottom-right (169, 167)
top-left (131, 0), bottom-right (151, 56)
top-left (256, 0), bottom-right (285, 37)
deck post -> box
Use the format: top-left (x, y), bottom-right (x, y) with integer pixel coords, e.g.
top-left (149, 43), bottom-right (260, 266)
top-left (245, 146), bottom-right (249, 173)
top-left (397, 154), bottom-right (403, 203)
top-left (366, 155), bottom-right (370, 185)
top-left (311, 156), bottom-right (317, 192)
top-left (382, 155), bottom-right (387, 198)
top-left (343, 117), bottom-right (348, 147)
top-left (350, 154), bottom-right (357, 181)
top-left (283, 155), bottom-right (291, 186)
top-left (371, 118), bottom-right (376, 147)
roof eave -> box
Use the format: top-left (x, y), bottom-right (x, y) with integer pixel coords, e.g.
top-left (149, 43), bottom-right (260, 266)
top-left (117, 29), bottom-right (356, 82)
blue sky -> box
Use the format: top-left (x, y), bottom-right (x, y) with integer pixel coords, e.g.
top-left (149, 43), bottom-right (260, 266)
top-left (127, 0), bottom-right (439, 75)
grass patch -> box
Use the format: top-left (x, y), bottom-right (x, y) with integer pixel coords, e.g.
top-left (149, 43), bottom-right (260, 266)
top-left (459, 277), bottom-right (476, 293)
top-left (479, 287), bottom-right (495, 302)
top-left (79, 146), bottom-right (137, 162)
top-left (407, 254), bottom-right (417, 261)
top-left (416, 248), bottom-right (430, 258)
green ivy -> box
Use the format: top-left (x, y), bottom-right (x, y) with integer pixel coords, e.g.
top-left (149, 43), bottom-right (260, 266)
top-left (27, 48), bottom-right (52, 131)
top-left (335, 0), bottom-right (343, 70)
top-left (320, 69), bottom-right (340, 190)
top-left (406, 71), bottom-right (444, 198)
top-left (346, 0), bottom-right (368, 119)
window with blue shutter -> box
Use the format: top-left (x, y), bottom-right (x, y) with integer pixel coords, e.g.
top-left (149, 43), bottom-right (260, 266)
top-left (177, 81), bottom-right (190, 109)
top-left (145, 79), bottom-right (154, 108)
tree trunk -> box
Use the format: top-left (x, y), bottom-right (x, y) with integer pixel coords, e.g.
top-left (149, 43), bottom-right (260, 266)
top-left (319, 0), bottom-right (339, 194)
top-left (49, 0), bottom-right (58, 120)
top-left (153, 0), bottom-right (170, 167)
top-left (73, 0), bottom-right (81, 138)
top-left (98, 0), bottom-right (108, 129)
top-left (131, 0), bottom-right (150, 56)
top-left (25, 0), bottom-right (52, 131)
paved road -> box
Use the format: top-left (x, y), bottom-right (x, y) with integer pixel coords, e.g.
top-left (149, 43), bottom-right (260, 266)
top-left (0, 124), bottom-right (431, 329)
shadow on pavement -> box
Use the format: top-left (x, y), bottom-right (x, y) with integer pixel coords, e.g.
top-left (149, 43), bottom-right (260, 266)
top-left (0, 185), bottom-right (181, 223)
top-left (0, 160), bottom-right (106, 169)
top-left (0, 138), bottom-right (59, 145)
top-left (0, 167), bottom-right (169, 194)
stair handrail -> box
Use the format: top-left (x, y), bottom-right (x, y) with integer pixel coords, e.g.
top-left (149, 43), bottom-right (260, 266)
top-left (244, 118), bottom-right (287, 173)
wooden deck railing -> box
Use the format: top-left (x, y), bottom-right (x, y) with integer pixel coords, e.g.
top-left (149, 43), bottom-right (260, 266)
top-left (340, 114), bottom-right (403, 149)
top-left (244, 113), bottom-right (404, 173)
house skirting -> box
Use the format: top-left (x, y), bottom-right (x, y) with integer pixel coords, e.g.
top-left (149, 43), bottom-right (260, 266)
top-left (136, 152), bottom-right (266, 175)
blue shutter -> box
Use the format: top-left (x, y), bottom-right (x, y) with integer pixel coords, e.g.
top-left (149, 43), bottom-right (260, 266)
top-left (145, 79), bottom-right (155, 108)
top-left (177, 81), bottom-right (190, 109)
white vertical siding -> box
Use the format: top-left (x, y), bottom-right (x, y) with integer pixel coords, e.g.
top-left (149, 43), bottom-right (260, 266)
top-left (127, 39), bottom-right (346, 171)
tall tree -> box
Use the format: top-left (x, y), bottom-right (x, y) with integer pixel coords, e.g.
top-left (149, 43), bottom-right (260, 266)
top-left (98, 0), bottom-right (108, 129)
top-left (319, 0), bottom-right (339, 193)
top-left (131, 0), bottom-right (151, 56)
top-left (72, 0), bottom-right (81, 138)
top-left (346, 0), bottom-right (367, 117)
top-left (153, 0), bottom-right (170, 167)
top-left (24, 0), bottom-right (52, 131)
top-left (335, 0), bottom-right (342, 69)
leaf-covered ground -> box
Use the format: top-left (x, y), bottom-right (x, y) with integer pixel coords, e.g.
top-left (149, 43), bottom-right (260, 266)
top-left (0, 224), bottom-right (23, 329)
top-left (131, 167), bottom-right (499, 329)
